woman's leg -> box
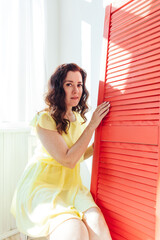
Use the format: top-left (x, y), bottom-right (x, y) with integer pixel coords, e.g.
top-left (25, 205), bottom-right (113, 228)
top-left (49, 218), bottom-right (89, 240)
top-left (83, 207), bottom-right (112, 240)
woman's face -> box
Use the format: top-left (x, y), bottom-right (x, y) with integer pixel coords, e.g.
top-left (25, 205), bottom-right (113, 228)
top-left (63, 71), bottom-right (83, 109)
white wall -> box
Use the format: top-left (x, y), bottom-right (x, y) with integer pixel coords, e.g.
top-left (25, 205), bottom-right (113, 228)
top-left (44, 0), bottom-right (59, 81)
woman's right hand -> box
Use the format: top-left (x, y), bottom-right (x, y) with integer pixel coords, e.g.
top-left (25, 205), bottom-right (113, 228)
top-left (89, 101), bottom-right (110, 130)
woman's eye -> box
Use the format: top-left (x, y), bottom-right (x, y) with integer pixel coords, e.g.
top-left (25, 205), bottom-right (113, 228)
top-left (66, 83), bottom-right (72, 86)
top-left (78, 84), bottom-right (83, 87)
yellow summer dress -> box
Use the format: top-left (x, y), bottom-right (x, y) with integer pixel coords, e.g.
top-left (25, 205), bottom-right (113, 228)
top-left (11, 111), bottom-right (97, 238)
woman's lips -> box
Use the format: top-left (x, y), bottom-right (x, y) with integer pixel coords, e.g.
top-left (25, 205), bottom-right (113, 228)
top-left (71, 97), bottom-right (79, 99)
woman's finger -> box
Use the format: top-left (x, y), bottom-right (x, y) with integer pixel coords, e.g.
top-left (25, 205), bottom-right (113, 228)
top-left (98, 103), bottom-right (110, 115)
top-left (96, 101), bottom-right (109, 111)
top-left (100, 108), bottom-right (110, 118)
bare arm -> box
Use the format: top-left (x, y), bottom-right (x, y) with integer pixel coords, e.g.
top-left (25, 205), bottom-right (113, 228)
top-left (84, 145), bottom-right (93, 160)
top-left (36, 102), bottom-right (110, 168)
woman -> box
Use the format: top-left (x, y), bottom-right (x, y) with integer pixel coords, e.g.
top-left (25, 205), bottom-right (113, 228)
top-left (11, 63), bottom-right (111, 240)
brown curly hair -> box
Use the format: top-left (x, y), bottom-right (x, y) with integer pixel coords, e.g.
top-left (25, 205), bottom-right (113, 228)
top-left (43, 63), bottom-right (89, 134)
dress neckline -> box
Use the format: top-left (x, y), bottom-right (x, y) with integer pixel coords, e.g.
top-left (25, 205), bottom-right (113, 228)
top-left (70, 111), bottom-right (77, 123)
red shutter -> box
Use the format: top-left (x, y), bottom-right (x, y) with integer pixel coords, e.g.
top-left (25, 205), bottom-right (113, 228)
top-left (91, 1), bottom-right (160, 239)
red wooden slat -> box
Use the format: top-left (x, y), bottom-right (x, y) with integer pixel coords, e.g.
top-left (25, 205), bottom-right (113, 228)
top-left (106, 67), bottom-right (160, 84)
top-left (111, 4), bottom-right (160, 38)
top-left (100, 141), bottom-right (158, 153)
top-left (110, 9), bottom-right (160, 43)
top-left (106, 71), bottom-right (160, 84)
top-left (98, 187), bottom-right (155, 215)
top-left (97, 194), bottom-right (155, 224)
top-left (107, 61), bottom-right (160, 79)
top-left (100, 156), bottom-right (157, 170)
top-left (109, 43), bottom-right (160, 66)
top-left (108, 223), bottom-right (144, 240)
top-left (100, 147), bottom-right (158, 160)
top-left (108, 222), bottom-right (152, 240)
top-left (106, 108), bottom-right (159, 117)
top-left (106, 78), bottom-right (160, 94)
top-left (105, 114), bottom-right (159, 122)
top-left (102, 207), bottom-right (154, 240)
top-left (99, 162), bottom-right (157, 180)
top-left (110, 28), bottom-right (160, 59)
top-left (105, 90), bottom-right (160, 102)
top-left (98, 175), bottom-right (156, 204)
top-left (105, 96), bottom-right (159, 107)
top-left (111, 0), bottom-right (159, 23)
top-left (106, 73), bottom-right (160, 86)
top-left (110, 231), bottom-right (128, 240)
top-left (109, 37), bottom-right (160, 61)
top-left (108, 56), bottom-right (160, 78)
top-left (97, 197), bottom-right (156, 228)
top-left (109, 102), bottom-right (159, 112)
top-left (101, 125), bottom-right (158, 145)
top-left (98, 176), bottom-right (156, 196)
top-left (108, 31), bottom-right (160, 57)
top-left (107, 56), bottom-right (160, 77)
top-left (104, 121), bottom-right (159, 126)
top-left (106, 81), bottom-right (160, 96)
top-left (108, 42), bottom-right (160, 64)
top-left (99, 167), bottom-right (157, 187)
top-left (100, 149), bottom-right (158, 163)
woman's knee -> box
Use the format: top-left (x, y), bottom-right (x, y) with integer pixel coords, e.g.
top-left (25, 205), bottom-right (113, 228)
top-left (49, 218), bottom-right (89, 240)
top-left (83, 207), bottom-right (112, 240)
top-left (83, 207), bottom-right (104, 227)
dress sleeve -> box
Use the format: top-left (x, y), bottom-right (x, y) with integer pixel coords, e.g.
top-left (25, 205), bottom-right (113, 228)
top-left (30, 112), bottom-right (57, 131)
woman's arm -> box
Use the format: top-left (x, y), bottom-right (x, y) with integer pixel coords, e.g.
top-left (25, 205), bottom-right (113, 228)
top-left (36, 102), bottom-right (110, 168)
top-left (84, 145), bottom-right (94, 160)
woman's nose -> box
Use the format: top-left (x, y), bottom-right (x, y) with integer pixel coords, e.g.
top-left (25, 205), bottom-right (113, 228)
top-left (73, 86), bottom-right (78, 93)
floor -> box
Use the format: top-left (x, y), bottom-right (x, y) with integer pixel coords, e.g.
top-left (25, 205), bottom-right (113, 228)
top-left (5, 233), bottom-right (47, 240)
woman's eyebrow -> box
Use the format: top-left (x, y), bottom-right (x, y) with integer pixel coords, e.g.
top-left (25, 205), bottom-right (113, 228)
top-left (64, 80), bottom-right (83, 83)
top-left (64, 80), bottom-right (73, 82)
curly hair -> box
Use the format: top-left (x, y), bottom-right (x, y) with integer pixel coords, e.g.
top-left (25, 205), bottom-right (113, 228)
top-left (43, 63), bottom-right (89, 134)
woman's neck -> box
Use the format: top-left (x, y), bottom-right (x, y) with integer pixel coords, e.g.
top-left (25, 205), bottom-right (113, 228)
top-left (65, 108), bottom-right (76, 122)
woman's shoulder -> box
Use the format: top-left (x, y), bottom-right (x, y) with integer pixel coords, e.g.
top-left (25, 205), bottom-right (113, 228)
top-left (30, 111), bottom-right (57, 131)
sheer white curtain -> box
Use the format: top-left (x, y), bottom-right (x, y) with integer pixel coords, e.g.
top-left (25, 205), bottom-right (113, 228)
top-left (0, 0), bottom-right (47, 124)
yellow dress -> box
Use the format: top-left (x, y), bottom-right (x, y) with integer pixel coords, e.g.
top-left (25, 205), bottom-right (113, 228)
top-left (11, 111), bottom-right (97, 238)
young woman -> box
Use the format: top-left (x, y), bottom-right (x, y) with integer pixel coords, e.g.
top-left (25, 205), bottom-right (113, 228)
top-left (11, 63), bottom-right (112, 240)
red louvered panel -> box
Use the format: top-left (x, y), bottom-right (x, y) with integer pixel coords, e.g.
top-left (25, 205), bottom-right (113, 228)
top-left (100, 158), bottom-right (157, 172)
top-left (97, 198), bottom-right (155, 233)
top-left (91, 1), bottom-right (160, 239)
top-left (98, 190), bottom-right (155, 219)
top-left (106, 84), bottom-right (160, 97)
top-left (100, 145), bottom-right (158, 161)
top-left (102, 207), bottom-right (154, 240)
top-left (111, 12), bottom-right (160, 43)
top-left (99, 167), bottom-right (157, 187)
top-left (100, 141), bottom-right (158, 152)
top-left (107, 96), bottom-right (159, 106)
top-left (98, 177), bottom-right (156, 205)
top-left (106, 72), bottom-right (160, 83)
top-left (109, 38), bottom-right (160, 59)
top-left (109, 49), bottom-right (160, 65)
top-left (111, 0), bottom-right (159, 23)
top-left (101, 126), bottom-right (158, 144)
